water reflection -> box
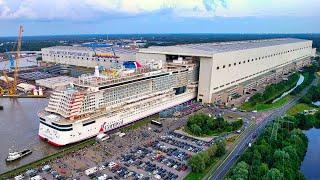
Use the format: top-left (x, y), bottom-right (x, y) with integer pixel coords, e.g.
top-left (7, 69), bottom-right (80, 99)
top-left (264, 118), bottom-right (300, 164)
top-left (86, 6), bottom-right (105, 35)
top-left (301, 128), bottom-right (320, 180)
top-left (0, 98), bottom-right (61, 173)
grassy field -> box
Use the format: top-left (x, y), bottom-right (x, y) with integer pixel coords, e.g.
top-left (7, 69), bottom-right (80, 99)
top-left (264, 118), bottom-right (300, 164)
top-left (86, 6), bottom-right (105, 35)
top-left (0, 139), bottom-right (96, 179)
top-left (255, 96), bottom-right (292, 111)
top-left (286, 103), bottom-right (318, 116)
top-left (241, 95), bottom-right (292, 112)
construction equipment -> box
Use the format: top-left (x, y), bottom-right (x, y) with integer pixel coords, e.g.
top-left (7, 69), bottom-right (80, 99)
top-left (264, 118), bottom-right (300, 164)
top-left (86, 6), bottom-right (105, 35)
top-left (0, 86), bottom-right (5, 95)
top-left (4, 49), bottom-right (15, 71)
top-left (1, 25), bottom-right (24, 96)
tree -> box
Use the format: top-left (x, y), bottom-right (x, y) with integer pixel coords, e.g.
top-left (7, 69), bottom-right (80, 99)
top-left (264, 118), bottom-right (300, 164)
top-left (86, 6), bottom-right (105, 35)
top-left (230, 161), bottom-right (249, 179)
top-left (188, 153), bottom-right (206, 172)
top-left (186, 112), bottom-right (243, 136)
top-left (190, 124), bottom-right (202, 136)
top-left (283, 146), bottom-right (299, 168)
top-left (266, 168), bottom-right (283, 180)
top-left (227, 115), bottom-right (309, 180)
top-left (259, 163), bottom-right (269, 177)
top-left (216, 141), bottom-right (226, 157)
top-left (207, 144), bottom-right (217, 158)
top-left (200, 151), bottom-right (210, 166)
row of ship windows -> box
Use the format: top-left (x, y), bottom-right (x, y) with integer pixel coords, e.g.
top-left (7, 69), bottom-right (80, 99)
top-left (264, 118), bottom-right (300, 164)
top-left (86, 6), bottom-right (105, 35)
top-left (213, 58), bottom-right (300, 90)
top-left (216, 47), bottom-right (311, 70)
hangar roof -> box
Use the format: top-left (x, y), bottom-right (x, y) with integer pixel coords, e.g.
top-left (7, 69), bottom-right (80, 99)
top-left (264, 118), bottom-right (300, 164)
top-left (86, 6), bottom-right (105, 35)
top-left (42, 46), bottom-right (138, 56)
top-left (139, 38), bottom-right (310, 57)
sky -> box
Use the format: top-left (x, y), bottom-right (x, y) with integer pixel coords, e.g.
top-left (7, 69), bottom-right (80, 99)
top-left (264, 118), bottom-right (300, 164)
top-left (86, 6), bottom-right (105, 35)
top-left (0, 0), bottom-right (319, 36)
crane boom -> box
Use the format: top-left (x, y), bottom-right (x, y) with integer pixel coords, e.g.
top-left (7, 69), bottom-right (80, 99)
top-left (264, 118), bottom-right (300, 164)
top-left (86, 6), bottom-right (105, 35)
top-left (12, 25), bottom-right (24, 95)
top-left (1, 25), bottom-right (24, 96)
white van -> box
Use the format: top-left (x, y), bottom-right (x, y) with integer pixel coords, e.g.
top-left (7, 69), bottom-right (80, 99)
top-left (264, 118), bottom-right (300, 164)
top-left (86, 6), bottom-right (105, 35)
top-left (30, 175), bottom-right (43, 180)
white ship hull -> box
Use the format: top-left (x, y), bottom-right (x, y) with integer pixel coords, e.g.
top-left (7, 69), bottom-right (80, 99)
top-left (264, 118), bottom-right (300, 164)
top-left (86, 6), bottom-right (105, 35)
top-left (39, 92), bottom-right (196, 146)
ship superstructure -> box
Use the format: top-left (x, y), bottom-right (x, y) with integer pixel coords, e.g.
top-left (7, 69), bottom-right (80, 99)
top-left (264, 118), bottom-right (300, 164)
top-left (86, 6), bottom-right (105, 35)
top-left (38, 61), bottom-right (199, 146)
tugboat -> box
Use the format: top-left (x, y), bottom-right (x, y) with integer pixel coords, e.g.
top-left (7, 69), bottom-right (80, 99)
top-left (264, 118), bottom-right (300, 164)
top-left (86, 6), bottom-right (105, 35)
top-left (5, 149), bottom-right (32, 162)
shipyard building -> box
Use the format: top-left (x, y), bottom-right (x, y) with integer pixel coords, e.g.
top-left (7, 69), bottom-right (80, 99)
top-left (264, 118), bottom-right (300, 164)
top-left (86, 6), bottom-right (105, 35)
top-left (42, 38), bottom-right (316, 104)
top-left (38, 38), bottom-right (316, 146)
top-left (41, 46), bottom-right (137, 68)
top-left (138, 38), bottom-right (316, 104)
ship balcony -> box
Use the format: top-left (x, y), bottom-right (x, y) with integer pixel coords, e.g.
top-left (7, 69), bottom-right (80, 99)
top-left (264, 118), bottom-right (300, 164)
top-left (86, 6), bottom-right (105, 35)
top-left (70, 105), bottom-right (81, 110)
top-left (70, 101), bottom-right (82, 106)
top-left (70, 112), bottom-right (79, 117)
top-left (70, 110), bottom-right (80, 114)
top-left (73, 93), bottom-right (85, 97)
top-left (71, 98), bottom-right (83, 103)
top-left (49, 99), bottom-right (60, 103)
top-left (68, 102), bottom-right (82, 107)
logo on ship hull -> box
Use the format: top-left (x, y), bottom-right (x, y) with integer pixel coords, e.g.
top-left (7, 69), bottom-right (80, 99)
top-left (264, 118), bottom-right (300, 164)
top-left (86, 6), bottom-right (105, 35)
top-left (99, 122), bottom-right (107, 133)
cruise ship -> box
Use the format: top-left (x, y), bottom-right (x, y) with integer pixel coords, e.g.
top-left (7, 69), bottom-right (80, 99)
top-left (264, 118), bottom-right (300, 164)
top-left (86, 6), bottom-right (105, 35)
top-left (38, 60), bottom-right (199, 146)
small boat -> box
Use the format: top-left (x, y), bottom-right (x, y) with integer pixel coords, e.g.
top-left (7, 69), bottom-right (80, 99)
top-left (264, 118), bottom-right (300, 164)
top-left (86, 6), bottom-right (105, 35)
top-left (5, 149), bottom-right (32, 162)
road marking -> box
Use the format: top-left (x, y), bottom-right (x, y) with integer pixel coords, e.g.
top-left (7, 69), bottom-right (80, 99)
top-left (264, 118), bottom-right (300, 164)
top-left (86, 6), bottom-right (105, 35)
top-left (206, 123), bottom-right (255, 180)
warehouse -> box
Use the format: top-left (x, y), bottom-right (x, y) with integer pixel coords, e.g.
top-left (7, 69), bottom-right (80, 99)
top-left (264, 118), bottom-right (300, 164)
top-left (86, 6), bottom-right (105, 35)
top-left (41, 46), bottom-right (137, 68)
top-left (138, 38), bottom-right (317, 104)
top-left (17, 83), bottom-right (36, 93)
top-left (35, 76), bottom-right (77, 89)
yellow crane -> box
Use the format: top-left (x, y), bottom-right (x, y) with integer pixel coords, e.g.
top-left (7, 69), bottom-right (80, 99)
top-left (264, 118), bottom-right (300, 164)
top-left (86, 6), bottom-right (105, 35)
top-left (0, 86), bottom-right (5, 95)
top-left (2, 25), bottom-right (24, 96)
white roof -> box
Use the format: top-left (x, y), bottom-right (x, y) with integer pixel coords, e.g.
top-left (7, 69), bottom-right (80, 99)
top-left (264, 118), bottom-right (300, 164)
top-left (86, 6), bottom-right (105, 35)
top-left (36, 76), bottom-right (76, 85)
top-left (0, 76), bottom-right (14, 82)
top-left (42, 46), bottom-right (138, 56)
top-left (140, 38), bottom-right (311, 57)
top-left (17, 83), bottom-right (35, 89)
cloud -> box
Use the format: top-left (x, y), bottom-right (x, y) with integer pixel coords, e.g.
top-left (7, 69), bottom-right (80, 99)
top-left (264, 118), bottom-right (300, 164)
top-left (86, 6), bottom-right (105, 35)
top-left (0, 0), bottom-right (319, 22)
top-left (0, 0), bottom-right (229, 21)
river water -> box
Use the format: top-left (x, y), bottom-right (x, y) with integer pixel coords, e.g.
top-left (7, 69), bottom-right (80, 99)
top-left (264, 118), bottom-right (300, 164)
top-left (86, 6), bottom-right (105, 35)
top-left (0, 98), bottom-right (60, 173)
top-left (301, 128), bottom-right (320, 180)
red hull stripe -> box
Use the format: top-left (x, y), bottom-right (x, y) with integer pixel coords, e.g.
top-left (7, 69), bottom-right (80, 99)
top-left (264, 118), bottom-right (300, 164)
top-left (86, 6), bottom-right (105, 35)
top-left (38, 135), bottom-right (63, 147)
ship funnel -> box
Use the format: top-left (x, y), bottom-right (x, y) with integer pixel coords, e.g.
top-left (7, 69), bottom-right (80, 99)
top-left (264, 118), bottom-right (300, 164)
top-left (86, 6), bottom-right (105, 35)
top-left (94, 66), bottom-right (100, 77)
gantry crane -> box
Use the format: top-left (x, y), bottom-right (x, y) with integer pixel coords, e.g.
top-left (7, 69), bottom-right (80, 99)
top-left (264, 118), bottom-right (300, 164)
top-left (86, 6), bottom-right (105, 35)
top-left (2, 25), bottom-right (24, 96)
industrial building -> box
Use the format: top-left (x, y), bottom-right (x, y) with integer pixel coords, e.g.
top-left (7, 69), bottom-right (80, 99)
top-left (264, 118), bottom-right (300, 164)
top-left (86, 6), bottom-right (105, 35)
top-left (17, 83), bottom-right (36, 93)
top-left (19, 71), bottom-right (55, 81)
top-left (138, 38), bottom-right (317, 104)
top-left (35, 76), bottom-right (76, 89)
top-left (41, 46), bottom-right (137, 68)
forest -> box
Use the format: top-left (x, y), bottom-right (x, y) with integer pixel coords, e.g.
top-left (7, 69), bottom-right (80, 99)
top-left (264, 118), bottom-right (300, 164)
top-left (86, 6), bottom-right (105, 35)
top-left (227, 111), bottom-right (320, 180)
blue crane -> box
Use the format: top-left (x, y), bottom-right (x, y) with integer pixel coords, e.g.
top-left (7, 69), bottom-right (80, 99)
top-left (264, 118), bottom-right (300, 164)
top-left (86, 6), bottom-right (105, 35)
top-left (4, 49), bottom-right (15, 72)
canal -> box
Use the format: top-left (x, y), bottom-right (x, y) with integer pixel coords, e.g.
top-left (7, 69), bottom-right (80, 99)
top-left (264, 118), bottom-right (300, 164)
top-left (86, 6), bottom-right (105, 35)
top-left (272, 74), bottom-right (304, 103)
top-left (0, 98), bottom-right (60, 173)
top-left (301, 128), bottom-right (320, 180)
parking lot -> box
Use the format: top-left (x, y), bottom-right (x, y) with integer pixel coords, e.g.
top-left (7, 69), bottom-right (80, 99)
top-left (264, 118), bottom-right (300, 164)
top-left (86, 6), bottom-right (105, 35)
top-left (12, 104), bottom-right (252, 180)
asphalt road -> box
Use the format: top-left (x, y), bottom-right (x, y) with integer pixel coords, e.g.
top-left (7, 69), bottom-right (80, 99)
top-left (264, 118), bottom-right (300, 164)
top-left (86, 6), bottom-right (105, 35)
top-left (208, 74), bottom-right (317, 180)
